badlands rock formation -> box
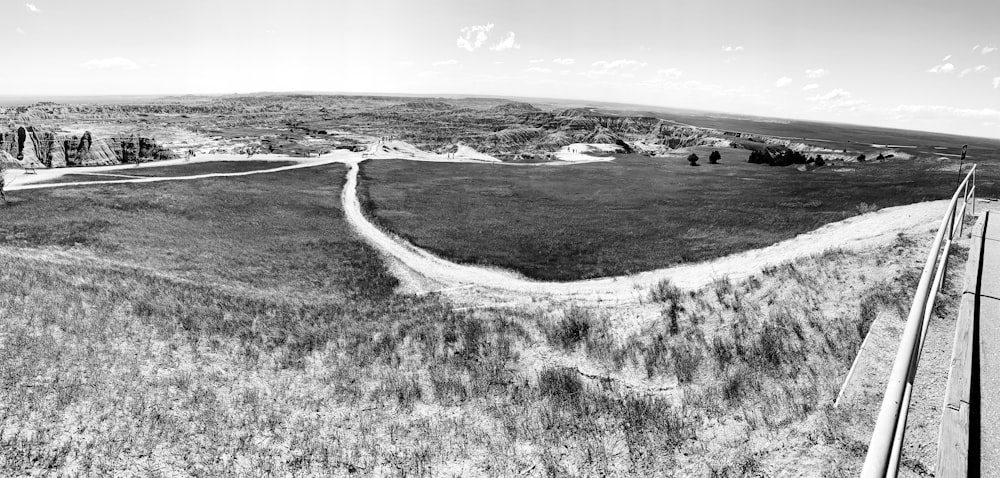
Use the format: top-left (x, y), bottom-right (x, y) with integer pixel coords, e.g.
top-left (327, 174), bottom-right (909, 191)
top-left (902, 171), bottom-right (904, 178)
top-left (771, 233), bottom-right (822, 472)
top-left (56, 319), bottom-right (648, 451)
top-left (0, 125), bottom-right (174, 168)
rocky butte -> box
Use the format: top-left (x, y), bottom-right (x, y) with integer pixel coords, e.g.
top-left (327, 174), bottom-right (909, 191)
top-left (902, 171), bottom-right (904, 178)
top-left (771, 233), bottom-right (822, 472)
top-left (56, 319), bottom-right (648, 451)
top-left (0, 124), bottom-right (174, 168)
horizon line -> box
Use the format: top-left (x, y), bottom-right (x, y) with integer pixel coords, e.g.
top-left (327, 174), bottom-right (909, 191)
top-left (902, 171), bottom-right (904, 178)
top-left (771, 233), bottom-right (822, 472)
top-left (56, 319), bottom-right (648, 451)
top-left (2, 90), bottom-right (999, 142)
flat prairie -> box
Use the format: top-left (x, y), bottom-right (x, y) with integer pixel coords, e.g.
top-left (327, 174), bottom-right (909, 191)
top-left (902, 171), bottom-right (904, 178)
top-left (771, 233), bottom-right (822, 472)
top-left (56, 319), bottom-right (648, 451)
top-left (360, 149), bottom-right (995, 280)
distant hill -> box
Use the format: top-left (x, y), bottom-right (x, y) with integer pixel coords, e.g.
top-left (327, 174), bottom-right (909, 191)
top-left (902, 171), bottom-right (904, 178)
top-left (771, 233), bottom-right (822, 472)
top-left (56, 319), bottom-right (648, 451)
top-left (489, 102), bottom-right (542, 114)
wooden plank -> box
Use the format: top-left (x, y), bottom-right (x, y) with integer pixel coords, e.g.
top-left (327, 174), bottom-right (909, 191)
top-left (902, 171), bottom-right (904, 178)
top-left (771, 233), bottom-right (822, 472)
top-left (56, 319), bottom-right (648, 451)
top-left (942, 293), bottom-right (978, 410)
top-left (937, 212), bottom-right (988, 477)
top-left (938, 292), bottom-right (976, 478)
top-left (973, 210), bottom-right (989, 238)
top-left (939, 402), bottom-right (970, 477)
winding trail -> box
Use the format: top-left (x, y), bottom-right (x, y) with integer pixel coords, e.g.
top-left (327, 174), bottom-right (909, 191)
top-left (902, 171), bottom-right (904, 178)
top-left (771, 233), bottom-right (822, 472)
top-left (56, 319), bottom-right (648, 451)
top-left (342, 160), bottom-right (955, 303)
top-left (1, 143), bottom-right (963, 306)
top-left (6, 153), bottom-right (351, 192)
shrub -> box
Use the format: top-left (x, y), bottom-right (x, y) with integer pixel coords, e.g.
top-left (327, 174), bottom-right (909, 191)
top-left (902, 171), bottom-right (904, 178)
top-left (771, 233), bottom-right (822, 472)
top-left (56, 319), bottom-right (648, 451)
top-left (856, 153), bottom-right (866, 162)
top-left (687, 153), bottom-right (699, 166)
top-left (747, 150), bottom-right (771, 164)
top-left (538, 367), bottom-right (583, 406)
top-left (649, 279), bottom-right (683, 304)
top-left (663, 302), bottom-right (681, 335)
top-left (671, 337), bottom-right (703, 383)
top-left (814, 154), bottom-right (825, 166)
top-left (709, 150), bottom-right (721, 164)
top-left (545, 306), bottom-right (594, 350)
top-left (856, 202), bottom-right (879, 214)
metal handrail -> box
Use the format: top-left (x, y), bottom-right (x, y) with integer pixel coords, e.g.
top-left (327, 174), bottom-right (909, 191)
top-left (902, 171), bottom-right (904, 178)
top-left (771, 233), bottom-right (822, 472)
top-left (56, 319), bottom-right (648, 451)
top-left (861, 164), bottom-right (977, 477)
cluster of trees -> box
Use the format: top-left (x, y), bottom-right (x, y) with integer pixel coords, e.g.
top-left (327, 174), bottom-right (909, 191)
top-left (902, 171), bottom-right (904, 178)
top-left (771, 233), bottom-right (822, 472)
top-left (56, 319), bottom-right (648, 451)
top-left (747, 149), bottom-right (825, 167)
top-left (686, 150), bottom-right (723, 166)
top-left (857, 153), bottom-right (893, 162)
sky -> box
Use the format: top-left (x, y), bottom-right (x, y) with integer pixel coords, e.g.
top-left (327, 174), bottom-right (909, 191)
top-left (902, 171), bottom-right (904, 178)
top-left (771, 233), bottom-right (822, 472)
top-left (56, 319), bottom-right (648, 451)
top-left (5, 0), bottom-right (1000, 138)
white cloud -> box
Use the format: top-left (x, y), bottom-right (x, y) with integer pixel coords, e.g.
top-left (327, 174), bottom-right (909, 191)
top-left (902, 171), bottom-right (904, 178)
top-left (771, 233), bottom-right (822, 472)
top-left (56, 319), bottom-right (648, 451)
top-left (524, 67), bottom-right (552, 74)
top-left (804, 68), bottom-right (827, 79)
top-left (802, 83), bottom-right (819, 91)
top-left (639, 68), bottom-right (684, 88)
top-left (808, 88), bottom-right (867, 112)
top-left (15, 27), bottom-right (24, 35)
top-left (983, 46), bottom-right (998, 55)
top-left (588, 59), bottom-right (648, 76)
top-left (25, 3), bottom-right (40, 13)
top-left (775, 76), bottom-right (793, 88)
top-left (528, 59), bottom-right (544, 64)
top-left (80, 57), bottom-right (138, 70)
top-left (657, 68), bottom-right (682, 79)
top-left (974, 44), bottom-right (981, 51)
top-left (894, 104), bottom-right (1000, 121)
top-left (959, 65), bottom-right (989, 77)
top-left (432, 59), bottom-right (458, 66)
top-left (553, 58), bottom-right (575, 65)
top-left (943, 54), bottom-right (952, 61)
top-left (994, 77), bottom-right (1000, 89)
top-left (490, 32), bottom-right (520, 51)
top-left (928, 62), bottom-right (955, 74)
top-left (456, 24), bottom-right (494, 52)
top-left (721, 45), bottom-right (744, 52)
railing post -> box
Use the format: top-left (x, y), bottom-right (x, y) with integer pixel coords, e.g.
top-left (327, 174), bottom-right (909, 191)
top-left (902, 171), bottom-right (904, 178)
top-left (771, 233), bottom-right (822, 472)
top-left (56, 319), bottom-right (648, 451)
top-left (973, 167), bottom-right (977, 216)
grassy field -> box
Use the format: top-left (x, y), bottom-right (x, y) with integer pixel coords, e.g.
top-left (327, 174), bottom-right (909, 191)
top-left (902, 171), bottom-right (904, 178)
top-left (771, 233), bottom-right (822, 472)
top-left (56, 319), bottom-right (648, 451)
top-left (359, 149), bottom-right (998, 280)
top-left (26, 160), bottom-right (297, 186)
top-left (0, 161), bottom-right (960, 475)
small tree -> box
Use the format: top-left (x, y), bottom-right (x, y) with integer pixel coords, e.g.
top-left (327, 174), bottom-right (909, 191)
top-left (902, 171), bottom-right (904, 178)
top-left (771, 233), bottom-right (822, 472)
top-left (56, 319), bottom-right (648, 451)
top-left (856, 153), bottom-right (866, 162)
top-left (687, 153), bottom-right (699, 166)
top-left (814, 154), bottom-right (825, 166)
top-left (0, 159), bottom-right (7, 203)
top-left (709, 150), bottom-right (721, 164)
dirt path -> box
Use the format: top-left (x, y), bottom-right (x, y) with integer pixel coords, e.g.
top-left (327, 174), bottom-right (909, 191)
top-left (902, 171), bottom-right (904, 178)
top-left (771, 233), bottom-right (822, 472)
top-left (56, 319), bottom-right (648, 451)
top-left (2, 141), bottom-right (974, 307)
top-left (5, 152), bottom-right (355, 191)
top-left (342, 160), bottom-right (964, 304)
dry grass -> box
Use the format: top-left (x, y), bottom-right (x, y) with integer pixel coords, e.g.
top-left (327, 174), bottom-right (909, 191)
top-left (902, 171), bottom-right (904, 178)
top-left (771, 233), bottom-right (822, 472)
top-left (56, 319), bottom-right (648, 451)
top-left (0, 165), bottom-right (938, 476)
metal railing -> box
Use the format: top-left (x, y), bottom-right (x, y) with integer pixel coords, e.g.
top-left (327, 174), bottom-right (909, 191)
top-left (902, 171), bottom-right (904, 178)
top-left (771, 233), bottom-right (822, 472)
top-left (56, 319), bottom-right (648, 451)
top-left (860, 164), bottom-right (977, 477)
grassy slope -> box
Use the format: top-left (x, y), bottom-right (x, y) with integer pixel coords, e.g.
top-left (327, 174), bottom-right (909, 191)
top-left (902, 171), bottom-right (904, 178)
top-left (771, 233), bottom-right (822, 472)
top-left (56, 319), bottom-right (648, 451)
top-left (0, 163), bottom-right (958, 475)
top-left (0, 166), bottom-right (689, 475)
top-left (360, 151), bottom-right (996, 280)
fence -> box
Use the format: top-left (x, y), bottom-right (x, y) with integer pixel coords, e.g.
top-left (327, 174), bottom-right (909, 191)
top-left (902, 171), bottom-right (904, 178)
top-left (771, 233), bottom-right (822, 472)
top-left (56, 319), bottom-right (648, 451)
top-left (860, 164), bottom-right (977, 477)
